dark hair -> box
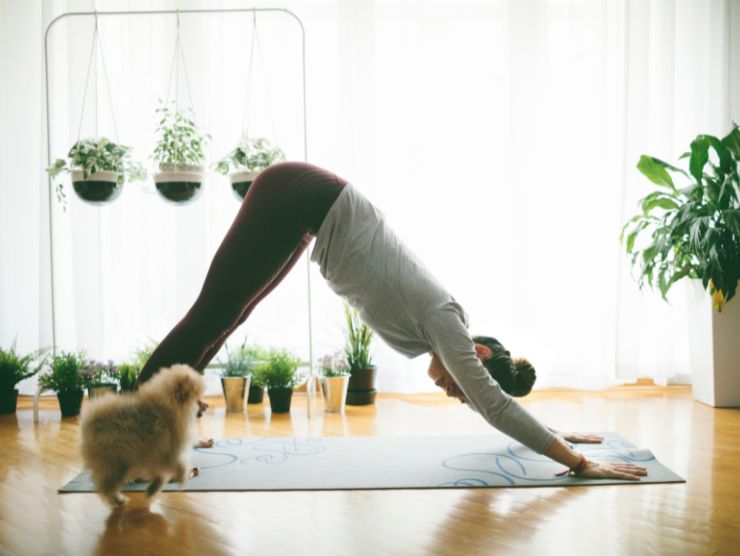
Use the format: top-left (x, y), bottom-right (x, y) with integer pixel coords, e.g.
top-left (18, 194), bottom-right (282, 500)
top-left (472, 335), bottom-right (536, 397)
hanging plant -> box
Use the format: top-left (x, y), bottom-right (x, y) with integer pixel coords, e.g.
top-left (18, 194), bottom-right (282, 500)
top-left (47, 138), bottom-right (146, 205)
top-left (152, 100), bottom-right (210, 203)
top-left (215, 136), bottom-right (285, 200)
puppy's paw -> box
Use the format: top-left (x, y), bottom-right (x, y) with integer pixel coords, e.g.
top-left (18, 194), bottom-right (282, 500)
top-left (194, 437), bottom-right (214, 449)
top-left (196, 399), bottom-right (209, 418)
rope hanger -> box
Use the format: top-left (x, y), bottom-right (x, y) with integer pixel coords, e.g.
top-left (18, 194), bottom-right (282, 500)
top-left (76, 12), bottom-right (120, 143)
top-left (241, 9), bottom-right (279, 147)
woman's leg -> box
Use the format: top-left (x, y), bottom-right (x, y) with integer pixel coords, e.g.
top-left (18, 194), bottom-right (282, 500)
top-left (192, 233), bottom-right (313, 370)
top-left (136, 162), bottom-right (346, 386)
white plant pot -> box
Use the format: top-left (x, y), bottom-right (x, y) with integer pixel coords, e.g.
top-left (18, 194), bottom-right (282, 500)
top-left (686, 279), bottom-right (740, 407)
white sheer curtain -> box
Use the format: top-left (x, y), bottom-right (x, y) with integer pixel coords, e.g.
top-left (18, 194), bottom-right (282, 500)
top-left (1, 0), bottom-right (738, 395)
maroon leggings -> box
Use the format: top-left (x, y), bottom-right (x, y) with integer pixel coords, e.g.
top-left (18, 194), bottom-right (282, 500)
top-left (136, 162), bottom-right (347, 385)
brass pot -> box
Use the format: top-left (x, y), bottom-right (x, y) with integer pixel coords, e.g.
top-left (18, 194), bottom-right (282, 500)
top-left (320, 375), bottom-right (350, 413)
top-left (221, 376), bottom-right (250, 412)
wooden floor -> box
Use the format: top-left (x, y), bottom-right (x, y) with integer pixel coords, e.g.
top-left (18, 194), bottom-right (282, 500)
top-left (1, 385), bottom-right (738, 556)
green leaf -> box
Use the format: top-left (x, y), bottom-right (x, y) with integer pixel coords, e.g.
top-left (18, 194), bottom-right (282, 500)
top-left (636, 156), bottom-right (676, 190)
top-left (689, 135), bottom-right (711, 182)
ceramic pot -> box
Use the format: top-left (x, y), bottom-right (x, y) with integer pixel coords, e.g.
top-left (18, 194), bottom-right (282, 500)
top-left (0, 388), bottom-right (18, 414)
top-left (154, 166), bottom-right (204, 203)
top-left (71, 170), bottom-right (122, 204)
top-left (57, 389), bottom-right (84, 417)
top-left (267, 387), bottom-right (293, 413)
top-left (247, 383), bottom-right (265, 404)
top-left (87, 384), bottom-right (118, 399)
top-left (229, 170), bottom-right (260, 201)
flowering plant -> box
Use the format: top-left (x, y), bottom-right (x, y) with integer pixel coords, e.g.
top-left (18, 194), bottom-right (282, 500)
top-left (319, 351), bottom-right (350, 378)
top-left (78, 359), bottom-right (119, 388)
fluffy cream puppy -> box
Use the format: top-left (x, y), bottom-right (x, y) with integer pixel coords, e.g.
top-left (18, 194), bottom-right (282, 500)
top-left (80, 364), bottom-right (205, 506)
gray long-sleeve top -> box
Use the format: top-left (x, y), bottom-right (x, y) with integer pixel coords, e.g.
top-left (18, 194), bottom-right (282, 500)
top-left (310, 184), bottom-right (556, 454)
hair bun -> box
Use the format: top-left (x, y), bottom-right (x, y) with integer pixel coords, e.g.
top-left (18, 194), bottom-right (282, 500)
top-left (511, 358), bottom-right (536, 397)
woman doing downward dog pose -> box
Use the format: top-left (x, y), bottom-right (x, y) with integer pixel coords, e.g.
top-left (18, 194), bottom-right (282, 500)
top-left (137, 162), bottom-right (647, 481)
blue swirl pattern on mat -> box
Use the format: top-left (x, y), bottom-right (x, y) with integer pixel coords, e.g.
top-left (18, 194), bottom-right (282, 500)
top-left (437, 436), bottom-right (657, 487)
top-left (194, 437), bottom-right (326, 470)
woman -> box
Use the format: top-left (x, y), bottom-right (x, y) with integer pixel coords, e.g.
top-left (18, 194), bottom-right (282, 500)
top-left (137, 162), bottom-right (647, 481)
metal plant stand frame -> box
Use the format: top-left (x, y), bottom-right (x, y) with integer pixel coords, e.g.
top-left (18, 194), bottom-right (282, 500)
top-left (38, 7), bottom-right (319, 421)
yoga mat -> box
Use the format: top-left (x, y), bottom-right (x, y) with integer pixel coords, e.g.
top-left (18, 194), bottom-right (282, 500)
top-left (59, 432), bottom-right (684, 492)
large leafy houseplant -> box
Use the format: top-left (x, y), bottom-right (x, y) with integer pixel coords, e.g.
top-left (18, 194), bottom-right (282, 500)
top-left (214, 136), bottom-right (285, 200)
top-left (47, 137), bottom-right (146, 205)
top-left (0, 342), bottom-right (46, 414)
top-left (621, 124), bottom-right (740, 311)
top-left (152, 100), bottom-right (211, 203)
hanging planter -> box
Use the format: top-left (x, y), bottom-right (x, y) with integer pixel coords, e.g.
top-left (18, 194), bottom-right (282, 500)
top-left (46, 17), bottom-right (143, 206)
top-left (151, 101), bottom-right (210, 204)
top-left (47, 138), bottom-right (146, 206)
top-left (215, 137), bottom-right (285, 201)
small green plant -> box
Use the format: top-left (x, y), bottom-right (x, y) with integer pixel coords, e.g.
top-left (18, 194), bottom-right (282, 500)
top-left (318, 351), bottom-right (350, 377)
top-left (133, 339), bottom-right (158, 367)
top-left (214, 136), bottom-right (285, 175)
top-left (47, 137), bottom-right (146, 203)
top-left (78, 359), bottom-right (119, 389)
top-left (0, 342), bottom-right (47, 391)
top-left (152, 100), bottom-right (210, 169)
top-left (253, 349), bottom-right (302, 389)
top-left (344, 305), bottom-right (374, 371)
top-left (621, 124), bottom-right (740, 311)
top-left (117, 363), bottom-right (140, 392)
top-left (220, 340), bottom-right (264, 378)
top-left (38, 351), bottom-right (86, 393)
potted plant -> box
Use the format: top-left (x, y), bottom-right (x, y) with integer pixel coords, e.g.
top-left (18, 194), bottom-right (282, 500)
top-left (621, 123), bottom-right (740, 407)
top-left (318, 351), bottom-right (350, 414)
top-left (47, 137), bottom-right (146, 205)
top-left (152, 100), bottom-right (210, 203)
top-left (218, 341), bottom-right (261, 412)
top-left (214, 136), bottom-right (285, 200)
top-left (0, 342), bottom-right (46, 414)
top-left (253, 349), bottom-right (302, 414)
top-left (79, 359), bottom-right (119, 399)
top-left (38, 351), bottom-right (86, 417)
top-left (343, 305), bottom-right (377, 406)
top-left (116, 363), bottom-right (140, 393)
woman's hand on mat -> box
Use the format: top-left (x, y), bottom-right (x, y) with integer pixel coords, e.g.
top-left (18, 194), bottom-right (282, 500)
top-left (548, 427), bottom-right (603, 444)
top-left (560, 432), bottom-right (603, 444)
top-left (578, 460), bottom-right (648, 481)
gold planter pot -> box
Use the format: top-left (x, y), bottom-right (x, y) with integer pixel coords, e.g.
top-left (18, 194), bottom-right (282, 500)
top-left (221, 376), bottom-right (250, 413)
top-left (320, 375), bottom-right (350, 414)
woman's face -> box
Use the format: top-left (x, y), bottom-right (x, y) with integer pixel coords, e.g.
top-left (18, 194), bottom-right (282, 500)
top-left (427, 344), bottom-right (493, 404)
top-left (427, 354), bottom-right (468, 403)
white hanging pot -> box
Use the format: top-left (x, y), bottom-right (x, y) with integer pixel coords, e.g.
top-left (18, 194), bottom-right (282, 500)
top-left (154, 164), bottom-right (205, 204)
top-left (71, 169), bottom-right (123, 204)
top-left (229, 170), bottom-right (260, 201)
